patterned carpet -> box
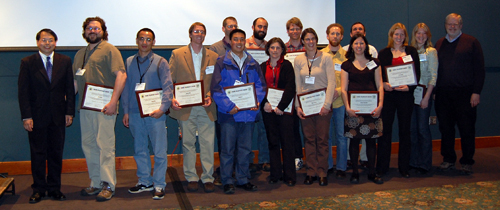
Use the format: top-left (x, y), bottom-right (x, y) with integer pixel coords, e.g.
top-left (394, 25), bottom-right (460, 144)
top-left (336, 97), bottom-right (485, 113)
top-left (165, 180), bottom-right (500, 209)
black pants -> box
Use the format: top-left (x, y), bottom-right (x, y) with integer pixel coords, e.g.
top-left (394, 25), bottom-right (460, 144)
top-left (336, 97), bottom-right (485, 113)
top-left (435, 87), bottom-right (477, 165)
top-left (262, 111), bottom-right (296, 182)
top-left (350, 138), bottom-right (376, 175)
top-left (376, 91), bottom-right (413, 174)
top-left (28, 120), bottom-right (65, 193)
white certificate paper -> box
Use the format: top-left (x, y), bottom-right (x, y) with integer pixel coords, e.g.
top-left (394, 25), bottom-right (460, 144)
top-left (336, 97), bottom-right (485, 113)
top-left (136, 89), bottom-right (163, 117)
top-left (349, 91), bottom-right (378, 115)
top-left (266, 88), bottom-right (293, 114)
top-left (297, 88), bottom-right (326, 117)
top-left (246, 49), bottom-right (268, 64)
top-left (174, 80), bottom-right (204, 107)
top-left (385, 62), bottom-right (417, 87)
top-left (81, 83), bottom-right (113, 112)
top-left (284, 51), bottom-right (305, 67)
top-left (224, 83), bottom-right (257, 111)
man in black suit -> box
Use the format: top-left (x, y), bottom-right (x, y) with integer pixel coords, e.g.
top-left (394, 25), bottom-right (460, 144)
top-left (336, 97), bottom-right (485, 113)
top-left (18, 29), bottom-right (75, 204)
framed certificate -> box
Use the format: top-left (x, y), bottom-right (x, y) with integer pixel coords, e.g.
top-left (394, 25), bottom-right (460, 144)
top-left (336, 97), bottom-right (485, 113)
top-left (246, 49), bottom-right (268, 64)
top-left (413, 84), bottom-right (427, 105)
top-left (297, 88), bottom-right (326, 117)
top-left (173, 80), bottom-right (204, 108)
top-left (348, 91), bottom-right (379, 115)
top-left (223, 83), bottom-right (258, 111)
top-left (284, 51), bottom-right (305, 67)
top-left (384, 62), bottom-right (417, 87)
top-left (135, 88), bottom-right (163, 118)
top-left (81, 83), bottom-right (113, 112)
top-left (266, 87), bottom-right (294, 114)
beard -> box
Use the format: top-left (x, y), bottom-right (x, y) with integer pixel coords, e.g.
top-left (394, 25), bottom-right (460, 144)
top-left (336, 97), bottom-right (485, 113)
top-left (329, 39), bottom-right (340, 47)
top-left (254, 30), bottom-right (267, 40)
top-left (86, 33), bottom-right (102, 44)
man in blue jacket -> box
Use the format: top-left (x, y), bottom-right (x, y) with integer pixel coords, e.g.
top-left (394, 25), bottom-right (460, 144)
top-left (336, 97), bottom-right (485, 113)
top-left (211, 29), bottom-right (266, 194)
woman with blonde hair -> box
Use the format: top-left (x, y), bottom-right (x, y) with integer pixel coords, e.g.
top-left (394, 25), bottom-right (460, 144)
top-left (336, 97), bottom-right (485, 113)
top-left (376, 23), bottom-right (420, 178)
top-left (409, 23), bottom-right (438, 174)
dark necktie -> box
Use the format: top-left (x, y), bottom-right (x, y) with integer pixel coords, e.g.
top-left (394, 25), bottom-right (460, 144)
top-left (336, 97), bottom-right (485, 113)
top-left (46, 56), bottom-right (52, 82)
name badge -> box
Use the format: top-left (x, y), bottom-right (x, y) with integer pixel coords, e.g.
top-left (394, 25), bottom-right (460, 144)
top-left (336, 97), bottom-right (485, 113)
top-left (76, 68), bottom-right (86, 76)
top-left (419, 54), bottom-right (427, 61)
top-left (402, 55), bottom-right (413, 63)
top-left (205, 65), bottom-right (214, 74)
top-left (135, 83), bottom-right (146, 91)
top-left (234, 80), bottom-right (244, 86)
top-left (366, 60), bottom-right (377, 70)
top-left (305, 76), bottom-right (315, 84)
top-left (334, 63), bottom-right (342, 71)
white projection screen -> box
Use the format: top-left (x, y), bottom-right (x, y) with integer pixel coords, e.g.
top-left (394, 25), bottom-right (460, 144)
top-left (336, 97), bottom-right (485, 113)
top-left (0, 0), bottom-right (335, 47)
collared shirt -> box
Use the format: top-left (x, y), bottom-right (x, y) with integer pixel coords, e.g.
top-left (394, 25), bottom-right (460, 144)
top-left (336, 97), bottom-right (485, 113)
top-left (245, 36), bottom-right (267, 49)
top-left (445, 31), bottom-right (462, 43)
top-left (230, 51), bottom-right (247, 76)
top-left (321, 46), bottom-right (347, 108)
top-left (38, 51), bottom-right (54, 68)
top-left (190, 45), bottom-right (202, 80)
top-left (286, 41), bottom-right (304, 52)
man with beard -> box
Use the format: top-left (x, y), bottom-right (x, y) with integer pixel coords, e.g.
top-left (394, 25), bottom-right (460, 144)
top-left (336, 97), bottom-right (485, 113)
top-left (321, 23), bottom-right (348, 179)
top-left (245, 17), bottom-right (270, 173)
top-left (342, 22), bottom-right (378, 168)
top-left (73, 16), bottom-right (126, 201)
top-left (210, 16), bottom-right (238, 57)
top-left (285, 17), bottom-right (304, 52)
top-left (122, 28), bottom-right (172, 199)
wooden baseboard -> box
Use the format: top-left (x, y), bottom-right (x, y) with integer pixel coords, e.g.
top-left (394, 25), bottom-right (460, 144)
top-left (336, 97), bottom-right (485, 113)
top-left (2, 136), bottom-right (499, 176)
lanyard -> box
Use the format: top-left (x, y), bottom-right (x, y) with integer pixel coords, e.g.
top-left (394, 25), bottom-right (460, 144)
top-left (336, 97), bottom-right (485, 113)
top-left (306, 50), bottom-right (318, 77)
top-left (233, 58), bottom-right (245, 82)
top-left (137, 56), bottom-right (154, 83)
top-left (81, 42), bottom-right (101, 69)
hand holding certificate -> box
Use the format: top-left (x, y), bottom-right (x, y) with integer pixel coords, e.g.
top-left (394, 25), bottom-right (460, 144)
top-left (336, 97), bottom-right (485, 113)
top-left (266, 87), bottom-right (294, 114)
top-left (173, 80), bottom-right (204, 107)
top-left (135, 89), bottom-right (163, 117)
top-left (348, 91), bottom-right (379, 115)
top-left (297, 88), bottom-right (326, 117)
top-left (224, 83), bottom-right (258, 111)
top-left (81, 83), bottom-right (113, 112)
top-left (385, 62), bottom-right (417, 87)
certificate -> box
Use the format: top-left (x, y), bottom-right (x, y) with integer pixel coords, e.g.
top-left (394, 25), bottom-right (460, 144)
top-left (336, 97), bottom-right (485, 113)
top-left (385, 62), bottom-right (417, 87)
top-left (81, 83), bottom-right (113, 112)
top-left (246, 49), bottom-right (268, 64)
top-left (284, 51), bottom-right (305, 67)
top-left (297, 88), bottom-right (326, 117)
top-left (413, 84), bottom-right (426, 105)
top-left (224, 83), bottom-right (258, 111)
top-left (135, 89), bottom-right (163, 118)
top-left (266, 87), bottom-right (294, 114)
top-left (173, 80), bottom-right (204, 107)
top-left (348, 91), bottom-right (379, 115)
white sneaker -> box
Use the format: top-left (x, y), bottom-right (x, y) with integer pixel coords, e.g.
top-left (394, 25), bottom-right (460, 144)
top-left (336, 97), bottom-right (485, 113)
top-left (295, 158), bottom-right (303, 171)
top-left (153, 187), bottom-right (165, 200)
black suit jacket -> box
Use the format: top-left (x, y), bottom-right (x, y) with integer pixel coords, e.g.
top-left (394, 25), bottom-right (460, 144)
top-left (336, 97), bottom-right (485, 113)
top-left (18, 52), bottom-right (75, 128)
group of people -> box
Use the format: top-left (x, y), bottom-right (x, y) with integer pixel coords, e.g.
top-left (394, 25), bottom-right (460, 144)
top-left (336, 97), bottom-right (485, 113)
top-left (18, 12), bottom-right (484, 203)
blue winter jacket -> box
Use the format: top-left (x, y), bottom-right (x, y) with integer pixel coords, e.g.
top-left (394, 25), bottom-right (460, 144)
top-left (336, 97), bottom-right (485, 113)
top-left (210, 51), bottom-right (266, 123)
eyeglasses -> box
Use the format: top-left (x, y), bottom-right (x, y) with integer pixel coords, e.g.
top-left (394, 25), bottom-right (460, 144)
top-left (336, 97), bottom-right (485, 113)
top-left (86, 27), bottom-right (101, 31)
top-left (193, 30), bottom-right (206, 35)
top-left (226, 25), bottom-right (237, 29)
top-left (138, 37), bottom-right (153, 42)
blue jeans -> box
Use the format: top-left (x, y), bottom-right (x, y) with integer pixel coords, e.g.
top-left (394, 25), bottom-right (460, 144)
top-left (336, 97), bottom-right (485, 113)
top-left (410, 98), bottom-right (433, 170)
top-left (250, 112), bottom-right (269, 164)
top-left (328, 106), bottom-right (348, 171)
top-left (220, 121), bottom-right (254, 185)
top-left (129, 113), bottom-right (168, 189)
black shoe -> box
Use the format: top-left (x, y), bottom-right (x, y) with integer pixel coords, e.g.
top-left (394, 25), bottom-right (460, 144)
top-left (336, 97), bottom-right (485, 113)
top-left (347, 160), bottom-right (353, 168)
top-left (350, 173), bottom-right (359, 184)
top-left (336, 170), bottom-right (346, 179)
top-left (319, 177), bottom-right (328, 186)
top-left (48, 190), bottom-right (66, 201)
top-left (400, 171), bottom-right (410, 178)
top-left (268, 177), bottom-right (283, 184)
top-left (368, 174), bottom-right (384, 184)
top-left (303, 176), bottom-right (317, 185)
top-left (223, 184), bottom-right (235, 194)
top-left (236, 182), bottom-right (258, 191)
top-left (286, 180), bottom-right (296, 187)
top-left (416, 168), bottom-right (429, 175)
top-left (360, 161), bottom-right (368, 168)
top-left (29, 192), bottom-right (45, 204)
top-left (327, 168), bottom-right (335, 175)
top-left (261, 163), bottom-right (271, 172)
top-left (249, 164), bottom-right (260, 173)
